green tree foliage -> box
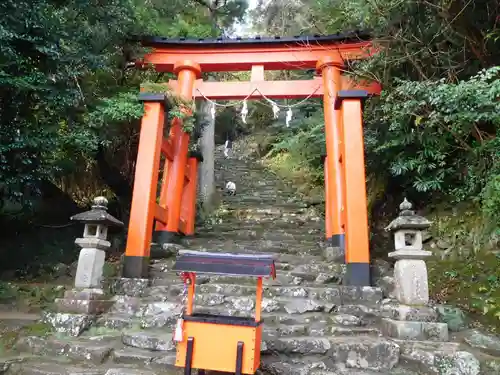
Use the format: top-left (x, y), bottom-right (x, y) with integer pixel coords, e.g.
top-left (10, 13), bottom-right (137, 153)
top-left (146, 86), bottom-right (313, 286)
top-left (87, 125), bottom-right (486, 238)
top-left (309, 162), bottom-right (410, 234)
top-left (0, 0), bottom-right (246, 209)
top-left (251, 0), bottom-right (500, 222)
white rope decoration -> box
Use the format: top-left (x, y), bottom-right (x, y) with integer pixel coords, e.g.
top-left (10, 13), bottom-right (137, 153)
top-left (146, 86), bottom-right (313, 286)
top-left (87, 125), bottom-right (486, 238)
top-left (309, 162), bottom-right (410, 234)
top-left (210, 101), bottom-right (216, 120)
top-left (194, 86), bottom-right (320, 126)
top-left (286, 107), bottom-right (293, 127)
top-left (241, 100), bottom-right (248, 123)
top-left (272, 102), bottom-right (280, 119)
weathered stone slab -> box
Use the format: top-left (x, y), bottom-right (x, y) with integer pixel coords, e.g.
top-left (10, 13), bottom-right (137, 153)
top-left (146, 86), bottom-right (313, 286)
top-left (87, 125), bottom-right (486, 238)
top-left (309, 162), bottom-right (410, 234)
top-left (66, 339), bottom-right (114, 364)
top-left (330, 314), bottom-right (363, 326)
top-left (42, 312), bottom-right (94, 337)
top-left (63, 289), bottom-right (105, 301)
top-left (95, 314), bottom-right (136, 330)
top-left (109, 296), bottom-right (142, 316)
top-left (104, 369), bottom-right (157, 375)
top-left (149, 354), bottom-right (177, 368)
top-left (112, 348), bottom-right (155, 365)
top-left (111, 278), bottom-right (150, 297)
top-left (380, 303), bottom-right (438, 322)
top-left (463, 329), bottom-right (500, 356)
top-left (435, 305), bottom-right (468, 332)
top-left (54, 298), bottom-right (113, 315)
top-left (283, 299), bottom-right (324, 314)
top-left (328, 336), bottom-right (400, 371)
top-left (381, 319), bottom-right (448, 341)
top-left (227, 296), bottom-right (255, 312)
top-left (121, 331), bottom-right (175, 351)
top-left (17, 362), bottom-right (105, 375)
top-left (264, 337), bottom-right (331, 355)
top-left (16, 335), bottom-right (67, 356)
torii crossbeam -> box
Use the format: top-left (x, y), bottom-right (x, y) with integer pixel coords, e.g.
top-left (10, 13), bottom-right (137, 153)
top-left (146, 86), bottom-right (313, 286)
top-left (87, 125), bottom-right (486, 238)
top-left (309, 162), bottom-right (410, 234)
top-left (124, 32), bottom-right (381, 288)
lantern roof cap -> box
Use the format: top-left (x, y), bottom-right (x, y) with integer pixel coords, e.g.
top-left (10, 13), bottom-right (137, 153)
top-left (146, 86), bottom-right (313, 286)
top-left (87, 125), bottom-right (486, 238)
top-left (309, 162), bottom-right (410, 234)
top-left (385, 198), bottom-right (431, 232)
top-left (70, 196), bottom-right (124, 227)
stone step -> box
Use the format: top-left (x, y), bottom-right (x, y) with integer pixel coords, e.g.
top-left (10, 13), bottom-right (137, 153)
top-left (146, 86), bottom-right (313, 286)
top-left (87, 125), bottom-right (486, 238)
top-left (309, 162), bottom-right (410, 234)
top-left (195, 227), bottom-right (323, 237)
top-left (143, 284), bottom-right (383, 305)
top-left (261, 359), bottom-right (420, 375)
top-left (182, 238), bottom-right (323, 255)
top-left (220, 199), bottom-right (308, 209)
top-left (97, 306), bottom-right (381, 332)
top-left (112, 347), bottom-right (178, 370)
top-left (121, 331), bottom-right (176, 352)
top-left (150, 260), bottom-right (308, 274)
top-left (150, 261), bottom-right (344, 282)
top-left (150, 251), bottom-right (324, 267)
top-left (150, 268), bottom-right (344, 287)
top-left (120, 321), bottom-right (382, 354)
top-left (138, 294), bottom-right (379, 316)
top-left (15, 335), bottom-right (120, 364)
top-left (262, 335), bottom-right (401, 371)
top-left (8, 357), bottom-right (182, 375)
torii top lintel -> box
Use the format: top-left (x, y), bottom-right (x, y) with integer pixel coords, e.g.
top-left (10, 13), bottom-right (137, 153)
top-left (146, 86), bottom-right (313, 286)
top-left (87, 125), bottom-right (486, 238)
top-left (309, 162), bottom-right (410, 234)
top-left (140, 32), bottom-right (375, 72)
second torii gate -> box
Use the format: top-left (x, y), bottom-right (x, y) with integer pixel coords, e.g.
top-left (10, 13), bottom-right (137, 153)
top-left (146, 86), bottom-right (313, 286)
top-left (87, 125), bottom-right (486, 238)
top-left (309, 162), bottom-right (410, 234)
top-left (123, 33), bottom-right (381, 286)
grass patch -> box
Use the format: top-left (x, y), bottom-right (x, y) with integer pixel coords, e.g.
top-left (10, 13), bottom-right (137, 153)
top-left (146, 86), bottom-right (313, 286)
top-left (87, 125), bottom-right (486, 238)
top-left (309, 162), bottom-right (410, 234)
top-left (428, 250), bottom-right (500, 332)
top-left (264, 152), bottom-right (323, 199)
top-left (0, 322), bottom-right (52, 354)
top-left (0, 282), bottom-right (66, 312)
top-left (427, 204), bottom-right (500, 332)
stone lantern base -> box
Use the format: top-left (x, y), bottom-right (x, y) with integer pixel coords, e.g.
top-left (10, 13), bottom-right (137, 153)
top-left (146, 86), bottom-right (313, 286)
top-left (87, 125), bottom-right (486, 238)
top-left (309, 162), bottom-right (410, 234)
top-left (43, 288), bottom-right (113, 336)
top-left (380, 302), bottom-right (449, 341)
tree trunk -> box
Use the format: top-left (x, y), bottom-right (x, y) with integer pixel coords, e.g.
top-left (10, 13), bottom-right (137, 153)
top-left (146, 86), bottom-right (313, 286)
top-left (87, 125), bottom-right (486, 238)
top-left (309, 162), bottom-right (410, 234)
top-left (197, 99), bottom-right (216, 208)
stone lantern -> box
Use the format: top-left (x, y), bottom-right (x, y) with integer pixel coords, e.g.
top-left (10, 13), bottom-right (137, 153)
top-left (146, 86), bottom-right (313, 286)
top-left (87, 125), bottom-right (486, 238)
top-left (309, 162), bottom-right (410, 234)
top-left (43, 197), bottom-right (124, 336)
top-left (381, 198), bottom-right (449, 342)
top-left (385, 198), bottom-right (432, 305)
top-left (70, 196), bottom-right (124, 289)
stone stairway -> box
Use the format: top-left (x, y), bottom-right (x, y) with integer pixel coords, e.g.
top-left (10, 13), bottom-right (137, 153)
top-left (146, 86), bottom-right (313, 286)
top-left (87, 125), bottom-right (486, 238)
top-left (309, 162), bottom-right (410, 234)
top-left (4, 142), bottom-right (500, 375)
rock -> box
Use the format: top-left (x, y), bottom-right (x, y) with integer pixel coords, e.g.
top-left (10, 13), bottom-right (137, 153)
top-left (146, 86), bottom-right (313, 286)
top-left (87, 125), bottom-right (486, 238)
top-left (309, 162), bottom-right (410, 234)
top-left (262, 298), bottom-right (280, 313)
top-left (66, 339), bottom-right (114, 363)
top-left (229, 297), bottom-right (255, 312)
top-left (435, 305), bottom-right (468, 332)
top-left (482, 359), bottom-right (500, 375)
top-left (381, 303), bottom-right (438, 322)
top-left (329, 336), bottom-right (400, 371)
top-left (315, 273), bottom-right (337, 284)
top-left (399, 341), bottom-right (479, 375)
top-left (199, 293), bottom-right (226, 306)
top-left (265, 337), bottom-right (331, 354)
top-left (122, 331), bottom-right (175, 351)
top-left (463, 329), bottom-right (500, 356)
top-left (105, 369), bottom-right (157, 375)
top-left (111, 278), bottom-right (150, 297)
top-left (378, 276), bottom-right (395, 298)
top-left (381, 319), bottom-right (448, 341)
top-left (436, 239), bottom-right (451, 249)
top-left (141, 302), bottom-right (177, 317)
top-left (140, 312), bottom-right (177, 329)
top-left (284, 299), bottom-right (323, 314)
top-left (323, 246), bottom-right (344, 262)
top-left (42, 312), bottom-right (94, 336)
top-left (330, 314), bottom-right (362, 326)
top-left (434, 351), bottom-right (480, 375)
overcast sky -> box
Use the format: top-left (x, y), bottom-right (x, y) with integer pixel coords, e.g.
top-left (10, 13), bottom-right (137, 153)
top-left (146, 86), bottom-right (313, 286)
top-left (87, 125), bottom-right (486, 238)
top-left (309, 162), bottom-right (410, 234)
top-left (232, 0), bottom-right (260, 36)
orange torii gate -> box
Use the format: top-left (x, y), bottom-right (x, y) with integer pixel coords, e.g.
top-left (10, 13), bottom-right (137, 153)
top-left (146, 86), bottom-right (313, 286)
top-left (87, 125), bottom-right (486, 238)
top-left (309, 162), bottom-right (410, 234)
top-left (123, 33), bottom-right (381, 286)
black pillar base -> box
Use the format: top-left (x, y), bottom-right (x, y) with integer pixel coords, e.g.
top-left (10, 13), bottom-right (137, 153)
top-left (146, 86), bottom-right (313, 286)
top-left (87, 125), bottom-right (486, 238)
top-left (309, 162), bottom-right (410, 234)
top-left (185, 337), bottom-right (194, 375)
top-left (325, 234), bottom-right (345, 263)
top-left (123, 256), bottom-right (150, 279)
top-left (345, 262), bottom-right (371, 286)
